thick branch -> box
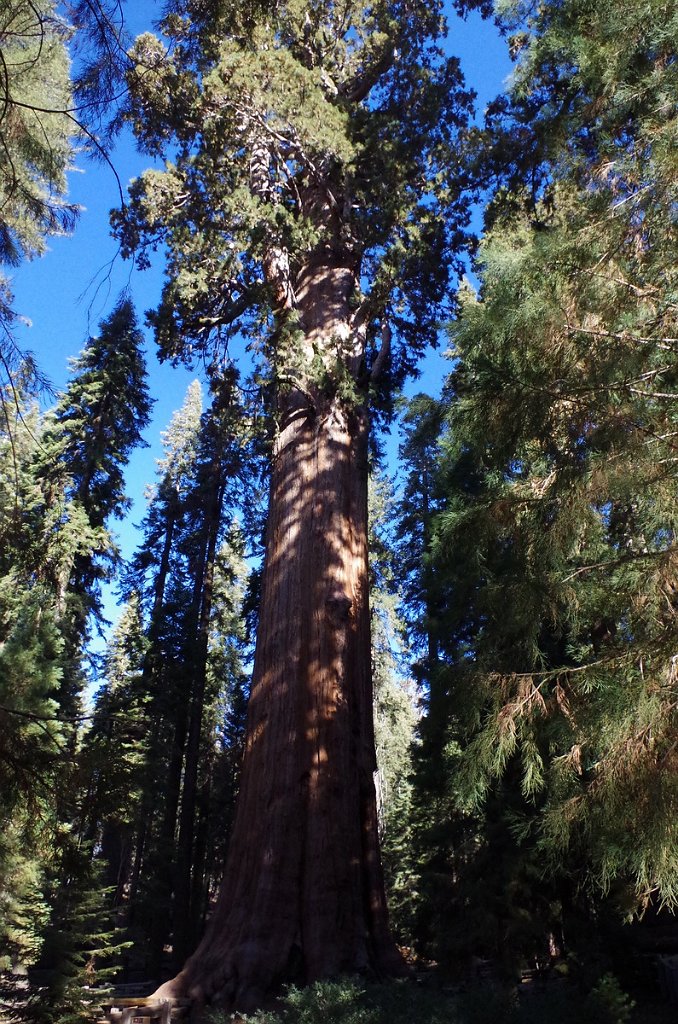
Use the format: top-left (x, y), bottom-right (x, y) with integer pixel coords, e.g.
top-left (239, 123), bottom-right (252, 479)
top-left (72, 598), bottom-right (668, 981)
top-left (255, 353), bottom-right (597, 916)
top-left (370, 322), bottom-right (391, 383)
top-left (341, 47), bottom-right (396, 103)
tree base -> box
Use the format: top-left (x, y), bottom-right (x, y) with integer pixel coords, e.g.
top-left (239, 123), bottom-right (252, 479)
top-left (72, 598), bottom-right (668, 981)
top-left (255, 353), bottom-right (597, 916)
top-left (153, 942), bottom-right (407, 1015)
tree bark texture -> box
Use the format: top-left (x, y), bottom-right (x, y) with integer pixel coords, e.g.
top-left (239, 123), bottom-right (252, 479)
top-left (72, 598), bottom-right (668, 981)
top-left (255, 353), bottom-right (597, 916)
top-left (156, 260), bottom-right (402, 1009)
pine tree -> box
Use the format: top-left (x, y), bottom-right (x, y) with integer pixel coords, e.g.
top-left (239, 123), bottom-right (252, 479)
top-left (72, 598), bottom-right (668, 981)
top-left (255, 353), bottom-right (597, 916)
top-left (434, 0), bottom-right (678, 923)
top-left (121, 381), bottom-right (205, 978)
top-left (111, 378), bottom-right (256, 980)
top-left (80, 594), bottom-right (150, 906)
top-left (36, 296), bottom-right (152, 713)
top-left (114, 0), bottom-right (477, 1007)
top-left (0, 1), bottom-right (74, 265)
top-left (397, 394), bottom-right (447, 679)
top-left (0, 381), bottom-right (132, 1018)
top-left (392, 390), bottom-right (484, 972)
top-left (0, 1), bottom-right (75, 395)
top-left (171, 370), bottom-right (252, 967)
top-left (22, 301), bottom-right (152, 1017)
top-left (0, 381), bottom-right (65, 979)
top-left (368, 471), bottom-right (417, 943)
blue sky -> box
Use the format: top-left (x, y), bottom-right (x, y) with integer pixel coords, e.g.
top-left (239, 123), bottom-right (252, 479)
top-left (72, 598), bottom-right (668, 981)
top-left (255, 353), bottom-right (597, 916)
top-left (9, 2), bottom-right (512, 636)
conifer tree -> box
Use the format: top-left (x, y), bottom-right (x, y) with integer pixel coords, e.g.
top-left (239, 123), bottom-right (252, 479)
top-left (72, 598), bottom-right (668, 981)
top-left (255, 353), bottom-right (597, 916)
top-left (369, 473), bottom-right (416, 833)
top-left (391, 392), bottom-right (484, 970)
top-left (0, 381), bottom-right (65, 978)
top-left (114, 0), bottom-right (478, 1008)
top-left (171, 370), bottom-right (252, 966)
top-left (129, 377), bottom-right (203, 660)
top-left (434, 0), bottom-right (678, 921)
top-left (114, 378), bottom-right (256, 978)
top-left (182, 526), bottom-right (251, 960)
top-left (0, 2), bottom-right (74, 265)
top-left (20, 301), bottom-right (152, 1015)
top-left (397, 394), bottom-right (447, 679)
top-left (368, 471), bottom-right (417, 941)
top-left (36, 297), bottom-right (152, 713)
top-left (121, 381), bottom-right (205, 977)
top-left (80, 594), bottom-right (149, 903)
top-left (0, 1), bottom-right (75, 394)
top-left (0, 380), bottom-right (130, 1018)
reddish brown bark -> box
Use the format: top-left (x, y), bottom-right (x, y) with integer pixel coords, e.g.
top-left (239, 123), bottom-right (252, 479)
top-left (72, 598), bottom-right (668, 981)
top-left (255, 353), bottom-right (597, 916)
top-left (155, 259), bottom-right (402, 1010)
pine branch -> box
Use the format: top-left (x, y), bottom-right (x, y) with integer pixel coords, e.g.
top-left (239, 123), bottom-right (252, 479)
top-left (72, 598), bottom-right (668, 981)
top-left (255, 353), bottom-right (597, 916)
top-left (559, 544), bottom-right (678, 584)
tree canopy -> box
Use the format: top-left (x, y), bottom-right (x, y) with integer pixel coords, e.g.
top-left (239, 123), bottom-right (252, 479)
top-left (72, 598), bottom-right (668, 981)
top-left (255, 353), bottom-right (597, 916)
top-left (114, 0), bottom-right (475, 391)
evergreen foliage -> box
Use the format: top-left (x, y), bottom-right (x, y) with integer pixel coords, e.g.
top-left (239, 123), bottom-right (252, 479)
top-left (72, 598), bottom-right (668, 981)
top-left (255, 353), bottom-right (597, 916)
top-left (205, 974), bottom-right (636, 1024)
top-left (0, 1), bottom-right (75, 398)
top-left (30, 851), bottom-right (129, 1024)
top-left (112, 0), bottom-right (476, 395)
top-left (0, 1), bottom-right (74, 266)
top-left (40, 299), bottom-right (152, 530)
top-left (397, 393), bottom-right (448, 675)
top-left (80, 594), bottom-right (150, 906)
top-left (430, 0), bottom-right (678, 930)
top-left (106, 0), bottom-right (487, 1004)
top-left (34, 297), bottom-right (151, 717)
top-left (368, 471), bottom-right (418, 939)
top-left (206, 977), bottom-right (460, 1024)
top-left (0, 301), bottom-right (151, 1015)
top-left (0, 382), bottom-right (66, 977)
top-left (87, 378), bottom-right (255, 978)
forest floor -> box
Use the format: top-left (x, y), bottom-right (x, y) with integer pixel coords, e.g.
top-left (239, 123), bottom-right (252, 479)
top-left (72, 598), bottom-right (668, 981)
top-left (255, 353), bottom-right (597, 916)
top-left (191, 975), bottom-right (678, 1024)
top-left (2, 972), bottom-right (677, 1023)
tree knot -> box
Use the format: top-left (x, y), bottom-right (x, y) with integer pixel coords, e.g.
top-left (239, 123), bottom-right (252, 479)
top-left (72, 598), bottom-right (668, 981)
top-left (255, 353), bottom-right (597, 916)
top-left (325, 589), bottom-right (352, 624)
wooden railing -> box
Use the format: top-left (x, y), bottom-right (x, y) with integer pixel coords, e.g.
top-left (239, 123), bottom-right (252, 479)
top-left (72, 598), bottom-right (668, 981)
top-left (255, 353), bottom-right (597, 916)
top-left (96, 996), bottom-right (192, 1023)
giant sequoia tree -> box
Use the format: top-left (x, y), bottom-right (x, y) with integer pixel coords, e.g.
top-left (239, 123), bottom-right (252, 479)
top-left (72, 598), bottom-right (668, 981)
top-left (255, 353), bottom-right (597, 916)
top-left (114, 0), bottom-right (476, 1009)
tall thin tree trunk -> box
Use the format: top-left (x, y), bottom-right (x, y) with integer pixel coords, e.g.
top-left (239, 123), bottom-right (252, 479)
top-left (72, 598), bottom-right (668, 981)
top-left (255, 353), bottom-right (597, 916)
top-left (172, 472), bottom-right (225, 967)
top-left (188, 771), bottom-right (212, 945)
top-left (421, 471), bottom-right (440, 669)
top-left (134, 508), bottom-right (180, 973)
top-left (146, 680), bottom-right (189, 979)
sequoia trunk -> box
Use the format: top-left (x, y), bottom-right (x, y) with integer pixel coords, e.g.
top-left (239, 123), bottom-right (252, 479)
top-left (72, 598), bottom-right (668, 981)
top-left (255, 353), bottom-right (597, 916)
top-left (156, 262), bottom-right (402, 1009)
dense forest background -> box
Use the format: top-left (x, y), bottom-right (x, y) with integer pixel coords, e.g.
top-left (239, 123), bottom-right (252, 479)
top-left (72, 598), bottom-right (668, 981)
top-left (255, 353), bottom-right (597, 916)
top-left (0, 0), bottom-right (677, 1021)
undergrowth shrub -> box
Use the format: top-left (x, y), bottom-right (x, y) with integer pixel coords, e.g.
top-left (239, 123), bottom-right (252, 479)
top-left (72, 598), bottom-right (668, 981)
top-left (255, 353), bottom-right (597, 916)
top-left (207, 972), bottom-right (634, 1024)
top-left (207, 977), bottom-right (457, 1024)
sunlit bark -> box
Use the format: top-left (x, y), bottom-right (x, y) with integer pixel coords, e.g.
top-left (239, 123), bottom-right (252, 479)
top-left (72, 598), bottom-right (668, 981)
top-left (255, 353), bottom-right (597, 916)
top-left (156, 257), bottom-right (402, 1010)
